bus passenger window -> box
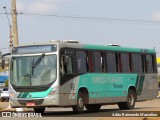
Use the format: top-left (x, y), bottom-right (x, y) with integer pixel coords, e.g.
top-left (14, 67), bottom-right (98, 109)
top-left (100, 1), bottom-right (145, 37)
top-left (146, 55), bottom-right (153, 73)
top-left (116, 53), bottom-right (121, 72)
top-left (66, 56), bottom-right (73, 74)
top-left (152, 55), bottom-right (157, 73)
top-left (129, 54), bottom-right (133, 72)
top-left (121, 53), bottom-right (130, 73)
top-left (87, 51), bottom-right (94, 72)
top-left (93, 52), bottom-right (102, 72)
top-left (101, 53), bottom-right (106, 72)
top-left (76, 51), bottom-right (87, 73)
top-left (61, 56), bottom-right (73, 75)
top-left (141, 55), bottom-right (146, 73)
top-left (106, 53), bottom-right (117, 73)
top-left (132, 54), bottom-right (143, 73)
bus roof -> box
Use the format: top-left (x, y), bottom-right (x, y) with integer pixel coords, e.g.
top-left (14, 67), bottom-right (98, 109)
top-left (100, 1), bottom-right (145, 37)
top-left (82, 44), bottom-right (155, 54)
top-left (13, 40), bottom-right (156, 54)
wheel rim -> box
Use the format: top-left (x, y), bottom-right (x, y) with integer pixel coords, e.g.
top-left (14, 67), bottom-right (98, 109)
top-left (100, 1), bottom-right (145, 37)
top-left (128, 93), bottom-right (134, 106)
top-left (78, 97), bottom-right (84, 108)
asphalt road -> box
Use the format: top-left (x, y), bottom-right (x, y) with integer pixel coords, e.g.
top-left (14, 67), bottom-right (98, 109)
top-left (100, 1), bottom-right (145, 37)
top-left (0, 99), bottom-right (160, 120)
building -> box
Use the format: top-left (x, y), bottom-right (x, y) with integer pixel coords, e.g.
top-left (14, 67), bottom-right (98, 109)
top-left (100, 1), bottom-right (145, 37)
top-left (157, 51), bottom-right (160, 74)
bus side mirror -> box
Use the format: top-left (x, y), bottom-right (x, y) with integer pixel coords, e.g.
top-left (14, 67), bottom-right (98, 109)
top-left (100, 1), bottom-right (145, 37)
top-left (2, 58), bottom-right (5, 69)
top-left (1, 53), bottom-right (11, 69)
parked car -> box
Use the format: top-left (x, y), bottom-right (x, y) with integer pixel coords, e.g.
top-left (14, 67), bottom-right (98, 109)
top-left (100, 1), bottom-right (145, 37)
top-left (0, 87), bottom-right (9, 102)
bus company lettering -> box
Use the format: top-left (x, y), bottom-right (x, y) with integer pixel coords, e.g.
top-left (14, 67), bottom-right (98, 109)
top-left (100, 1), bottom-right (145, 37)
top-left (92, 77), bottom-right (123, 84)
top-left (113, 84), bottom-right (123, 88)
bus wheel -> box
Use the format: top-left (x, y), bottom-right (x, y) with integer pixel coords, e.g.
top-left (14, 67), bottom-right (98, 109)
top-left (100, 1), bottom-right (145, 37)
top-left (0, 98), bottom-right (4, 102)
top-left (118, 89), bottom-right (136, 110)
top-left (85, 104), bottom-right (101, 111)
top-left (72, 91), bottom-right (84, 113)
top-left (34, 107), bottom-right (45, 114)
top-left (4, 98), bottom-right (9, 102)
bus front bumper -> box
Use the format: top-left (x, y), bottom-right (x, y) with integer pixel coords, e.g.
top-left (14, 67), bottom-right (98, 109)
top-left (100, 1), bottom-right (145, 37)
top-left (10, 94), bottom-right (60, 108)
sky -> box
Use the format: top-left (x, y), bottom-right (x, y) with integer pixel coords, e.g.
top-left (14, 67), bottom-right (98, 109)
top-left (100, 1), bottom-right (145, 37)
top-left (0, 0), bottom-right (160, 55)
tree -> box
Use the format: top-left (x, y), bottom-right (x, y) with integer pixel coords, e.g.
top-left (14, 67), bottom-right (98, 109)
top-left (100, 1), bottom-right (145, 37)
top-left (4, 80), bottom-right (8, 87)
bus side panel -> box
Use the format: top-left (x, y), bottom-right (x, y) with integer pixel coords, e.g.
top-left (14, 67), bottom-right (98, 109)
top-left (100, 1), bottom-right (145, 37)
top-left (59, 73), bottom-right (158, 106)
top-left (59, 76), bottom-right (80, 106)
top-left (76, 73), bottom-right (137, 104)
top-left (136, 74), bottom-right (158, 101)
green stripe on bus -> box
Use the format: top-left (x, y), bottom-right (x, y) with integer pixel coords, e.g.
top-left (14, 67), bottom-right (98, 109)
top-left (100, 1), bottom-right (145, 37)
top-left (83, 44), bottom-right (155, 53)
top-left (136, 75), bottom-right (145, 96)
top-left (17, 87), bottom-right (52, 98)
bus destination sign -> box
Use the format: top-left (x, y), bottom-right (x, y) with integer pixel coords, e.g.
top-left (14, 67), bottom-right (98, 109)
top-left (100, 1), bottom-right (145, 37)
top-left (12, 45), bottom-right (57, 54)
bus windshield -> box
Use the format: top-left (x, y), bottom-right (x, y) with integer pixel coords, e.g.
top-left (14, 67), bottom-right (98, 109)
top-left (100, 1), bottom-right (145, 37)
top-left (10, 55), bottom-right (57, 87)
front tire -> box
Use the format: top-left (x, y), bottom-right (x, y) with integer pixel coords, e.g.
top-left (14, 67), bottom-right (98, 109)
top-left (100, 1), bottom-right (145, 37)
top-left (34, 107), bottom-right (45, 114)
top-left (72, 91), bottom-right (84, 113)
top-left (4, 98), bottom-right (9, 102)
top-left (0, 98), bottom-right (4, 102)
top-left (118, 89), bottom-right (136, 110)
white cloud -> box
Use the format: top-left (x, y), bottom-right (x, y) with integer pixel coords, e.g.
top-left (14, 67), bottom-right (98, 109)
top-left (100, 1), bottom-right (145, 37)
top-left (27, 0), bottom-right (58, 13)
top-left (17, 0), bottom-right (73, 13)
top-left (152, 12), bottom-right (160, 21)
top-left (17, 1), bottom-right (25, 11)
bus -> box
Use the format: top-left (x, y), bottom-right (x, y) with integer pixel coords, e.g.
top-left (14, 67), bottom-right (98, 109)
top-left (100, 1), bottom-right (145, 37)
top-left (4, 40), bottom-right (158, 113)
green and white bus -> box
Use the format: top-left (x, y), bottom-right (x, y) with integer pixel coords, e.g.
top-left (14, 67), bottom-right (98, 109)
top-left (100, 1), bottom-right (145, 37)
top-left (6, 40), bottom-right (158, 113)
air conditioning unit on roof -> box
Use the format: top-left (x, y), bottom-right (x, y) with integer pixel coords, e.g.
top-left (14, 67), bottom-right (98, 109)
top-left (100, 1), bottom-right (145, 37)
top-left (49, 40), bottom-right (62, 43)
top-left (62, 40), bottom-right (79, 43)
top-left (107, 44), bottom-right (120, 46)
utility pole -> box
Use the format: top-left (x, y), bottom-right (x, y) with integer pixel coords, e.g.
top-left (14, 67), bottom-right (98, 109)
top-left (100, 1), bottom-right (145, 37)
top-left (3, 6), bottom-right (13, 52)
top-left (11, 0), bottom-right (19, 46)
top-left (9, 24), bottom-right (13, 50)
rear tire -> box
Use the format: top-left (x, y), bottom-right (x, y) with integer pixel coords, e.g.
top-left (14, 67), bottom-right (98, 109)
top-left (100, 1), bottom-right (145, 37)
top-left (85, 104), bottom-right (101, 111)
top-left (118, 89), bottom-right (136, 110)
top-left (4, 98), bottom-right (9, 102)
top-left (72, 91), bottom-right (84, 113)
top-left (34, 107), bottom-right (45, 114)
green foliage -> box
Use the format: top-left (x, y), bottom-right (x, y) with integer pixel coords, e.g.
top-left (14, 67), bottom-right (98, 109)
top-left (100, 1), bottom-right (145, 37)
top-left (0, 68), bottom-right (3, 72)
top-left (0, 68), bottom-right (8, 72)
top-left (4, 80), bottom-right (8, 87)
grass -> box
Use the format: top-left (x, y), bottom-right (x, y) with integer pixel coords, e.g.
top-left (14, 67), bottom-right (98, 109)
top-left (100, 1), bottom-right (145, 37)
top-left (0, 68), bottom-right (6, 72)
top-left (0, 68), bottom-right (8, 72)
top-left (0, 107), bottom-right (4, 111)
top-left (0, 68), bottom-right (4, 72)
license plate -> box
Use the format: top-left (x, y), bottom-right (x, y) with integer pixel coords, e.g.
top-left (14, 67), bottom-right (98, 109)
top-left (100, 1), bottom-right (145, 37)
top-left (26, 102), bottom-right (35, 106)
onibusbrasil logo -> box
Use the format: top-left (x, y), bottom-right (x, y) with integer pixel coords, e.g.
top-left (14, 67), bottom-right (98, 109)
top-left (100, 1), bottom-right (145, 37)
top-left (2, 112), bottom-right (42, 117)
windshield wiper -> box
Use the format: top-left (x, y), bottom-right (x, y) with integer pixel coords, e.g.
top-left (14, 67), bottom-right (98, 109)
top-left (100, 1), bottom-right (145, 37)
top-left (32, 53), bottom-right (45, 68)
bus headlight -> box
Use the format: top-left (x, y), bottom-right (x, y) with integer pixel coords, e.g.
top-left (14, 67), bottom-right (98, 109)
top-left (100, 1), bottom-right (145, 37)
top-left (10, 92), bottom-right (15, 98)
